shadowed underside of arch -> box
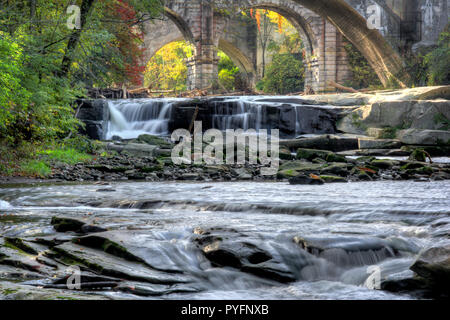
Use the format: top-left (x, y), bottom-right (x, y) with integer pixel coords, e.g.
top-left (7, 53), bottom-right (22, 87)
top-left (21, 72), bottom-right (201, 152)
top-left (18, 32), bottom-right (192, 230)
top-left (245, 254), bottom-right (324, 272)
top-left (164, 7), bottom-right (195, 45)
top-left (218, 39), bottom-right (257, 85)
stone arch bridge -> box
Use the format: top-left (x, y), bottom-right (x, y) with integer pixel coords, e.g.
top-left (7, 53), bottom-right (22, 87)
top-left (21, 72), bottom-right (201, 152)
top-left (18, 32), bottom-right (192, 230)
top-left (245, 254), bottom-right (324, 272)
top-left (142, 0), bottom-right (449, 92)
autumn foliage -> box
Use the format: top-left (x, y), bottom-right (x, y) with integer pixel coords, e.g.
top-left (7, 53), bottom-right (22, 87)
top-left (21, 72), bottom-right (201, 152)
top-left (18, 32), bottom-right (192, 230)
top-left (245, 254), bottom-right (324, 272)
top-left (111, 0), bottom-right (146, 86)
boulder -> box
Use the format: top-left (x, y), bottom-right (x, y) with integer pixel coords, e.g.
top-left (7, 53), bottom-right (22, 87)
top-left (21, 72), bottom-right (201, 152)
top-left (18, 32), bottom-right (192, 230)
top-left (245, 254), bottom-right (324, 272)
top-left (137, 134), bottom-right (172, 148)
top-left (411, 245), bottom-right (450, 283)
top-left (51, 217), bottom-right (107, 234)
top-left (280, 135), bottom-right (359, 152)
top-left (320, 175), bottom-right (348, 183)
top-left (397, 129), bottom-right (450, 146)
top-left (288, 175), bottom-right (325, 185)
top-left (358, 138), bottom-right (402, 149)
top-left (410, 245), bottom-right (450, 297)
top-left (338, 100), bottom-right (450, 135)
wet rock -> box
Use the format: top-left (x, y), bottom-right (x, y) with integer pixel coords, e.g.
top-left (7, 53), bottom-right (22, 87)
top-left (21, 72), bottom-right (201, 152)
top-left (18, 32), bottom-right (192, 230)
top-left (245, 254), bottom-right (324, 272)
top-left (320, 163), bottom-right (351, 176)
top-left (194, 228), bottom-right (296, 283)
top-left (410, 245), bottom-right (450, 290)
top-left (320, 175), bottom-right (348, 183)
top-left (280, 135), bottom-right (358, 152)
top-left (106, 142), bottom-right (159, 157)
top-left (279, 147), bottom-right (295, 160)
top-left (114, 281), bottom-right (200, 297)
top-left (4, 237), bottom-right (39, 255)
top-left (370, 159), bottom-right (398, 169)
top-left (53, 242), bottom-right (189, 285)
top-left (179, 173), bottom-right (200, 181)
top-left (0, 281), bottom-right (108, 300)
top-left (408, 149), bottom-right (428, 162)
top-left (137, 134), bottom-right (172, 148)
top-left (296, 148), bottom-right (333, 161)
top-left (51, 217), bottom-right (107, 234)
top-left (358, 138), bottom-right (402, 149)
top-left (231, 168), bottom-right (253, 180)
top-left (293, 236), bottom-right (399, 267)
top-left (288, 175), bottom-right (325, 185)
top-left (96, 188), bottom-right (116, 192)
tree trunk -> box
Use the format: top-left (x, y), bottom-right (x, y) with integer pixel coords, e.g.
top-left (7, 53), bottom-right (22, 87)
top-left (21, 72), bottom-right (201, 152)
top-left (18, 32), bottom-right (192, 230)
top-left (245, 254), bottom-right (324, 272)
top-left (59, 0), bottom-right (95, 77)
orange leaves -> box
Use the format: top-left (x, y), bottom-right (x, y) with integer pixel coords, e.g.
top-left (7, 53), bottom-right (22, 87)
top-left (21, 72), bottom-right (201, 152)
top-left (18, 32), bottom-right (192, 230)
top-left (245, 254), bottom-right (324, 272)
top-left (250, 9), bottom-right (254, 18)
top-left (358, 167), bottom-right (377, 174)
top-left (309, 174), bottom-right (321, 180)
top-left (278, 14), bottom-right (283, 34)
top-left (255, 10), bottom-right (261, 32)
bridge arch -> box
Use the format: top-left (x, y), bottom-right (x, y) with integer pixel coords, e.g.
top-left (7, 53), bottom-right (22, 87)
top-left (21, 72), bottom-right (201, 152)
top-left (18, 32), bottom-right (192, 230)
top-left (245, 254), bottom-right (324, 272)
top-left (236, 0), bottom-right (408, 86)
top-left (233, 2), bottom-right (321, 90)
top-left (218, 39), bottom-right (257, 87)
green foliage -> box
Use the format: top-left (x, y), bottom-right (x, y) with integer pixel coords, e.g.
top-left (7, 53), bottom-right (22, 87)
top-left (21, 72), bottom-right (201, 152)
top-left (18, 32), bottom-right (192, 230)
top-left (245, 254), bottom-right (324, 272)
top-left (20, 160), bottom-right (51, 178)
top-left (344, 42), bottom-right (382, 89)
top-left (38, 148), bottom-right (92, 165)
top-left (218, 51), bottom-right (240, 91)
top-left (260, 54), bottom-right (304, 94)
top-left (424, 26), bottom-right (450, 86)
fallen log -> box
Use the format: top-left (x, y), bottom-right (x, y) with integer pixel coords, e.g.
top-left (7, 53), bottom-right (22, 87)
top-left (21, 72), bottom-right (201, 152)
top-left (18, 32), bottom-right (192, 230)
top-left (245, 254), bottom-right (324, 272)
top-left (327, 80), bottom-right (359, 93)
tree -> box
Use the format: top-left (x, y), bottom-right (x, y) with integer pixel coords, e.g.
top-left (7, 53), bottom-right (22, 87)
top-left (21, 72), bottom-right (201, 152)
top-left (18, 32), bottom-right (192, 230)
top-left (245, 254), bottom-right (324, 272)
top-left (261, 54), bottom-right (304, 94)
top-left (424, 25), bottom-right (450, 85)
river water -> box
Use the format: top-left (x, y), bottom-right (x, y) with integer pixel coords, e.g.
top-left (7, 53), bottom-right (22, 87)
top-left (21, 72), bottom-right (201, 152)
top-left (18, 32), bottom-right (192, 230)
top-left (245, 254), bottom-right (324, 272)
top-left (1, 180), bottom-right (449, 300)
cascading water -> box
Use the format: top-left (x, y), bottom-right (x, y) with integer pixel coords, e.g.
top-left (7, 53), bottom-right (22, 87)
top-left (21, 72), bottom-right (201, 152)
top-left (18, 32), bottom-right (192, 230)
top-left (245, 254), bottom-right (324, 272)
top-left (102, 96), bottom-right (338, 140)
top-left (211, 98), bottom-right (266, 132)
top-left (106, 99), bottom-right (176, 140)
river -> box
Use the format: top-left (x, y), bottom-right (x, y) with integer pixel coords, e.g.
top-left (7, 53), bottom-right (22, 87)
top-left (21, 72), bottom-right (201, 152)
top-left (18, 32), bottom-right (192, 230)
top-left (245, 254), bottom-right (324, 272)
top-left (1, 180), bottom-right (449, 299)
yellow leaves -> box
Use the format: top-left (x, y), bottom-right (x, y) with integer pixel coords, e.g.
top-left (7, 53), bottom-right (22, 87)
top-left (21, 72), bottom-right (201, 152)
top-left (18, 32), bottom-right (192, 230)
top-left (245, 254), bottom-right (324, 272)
top-left (144, 41), bottom-right (193, 90)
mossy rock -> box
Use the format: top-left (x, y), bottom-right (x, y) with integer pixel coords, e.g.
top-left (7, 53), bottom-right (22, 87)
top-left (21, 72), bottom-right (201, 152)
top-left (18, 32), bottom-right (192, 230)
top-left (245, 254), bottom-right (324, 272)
top-left (320, 175), bottom-right (348, 183)
top-left (370, 159), bottom-right (397, 169)
top-left (325, 153), bottom-right (348, 163)
top-left (408, 149), bottom-right (427, 162)
top-left (279, 161), bottom-right (324, 172)
top-left (137, 134), bottom-right (172, 148)
top-left (405, 166), bottom-right (434, 176)
top-left (357, 171), bottom-right (372, 181)
top-left (296, 148), bottom-right (332, 161)
top-left (277, 169), bottom-right (301, 179)
top-left (140, 165), bottom-right (163, 173)
top-left (355, 156), bottom-right (377, 164)
top-left (401, 162), bottom-right (427, 171)
top-left (279, 147), bottom-right (295, 160)
top-left (51, 217), bottom-right (85, 232)
top-left (320, 163), bottom-right (351, 176)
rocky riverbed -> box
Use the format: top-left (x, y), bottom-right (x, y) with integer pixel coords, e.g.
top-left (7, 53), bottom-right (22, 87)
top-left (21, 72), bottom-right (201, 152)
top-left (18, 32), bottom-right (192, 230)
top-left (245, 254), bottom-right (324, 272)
top-left (0, 180), bottom-right (449, 300)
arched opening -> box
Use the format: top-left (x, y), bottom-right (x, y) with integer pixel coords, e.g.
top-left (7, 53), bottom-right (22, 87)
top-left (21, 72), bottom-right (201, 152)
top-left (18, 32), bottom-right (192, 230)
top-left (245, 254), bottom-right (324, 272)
top-left (144, 40), bottom-right (194, 93)
top-left (218, 39), bottom-right (257, 88)
top-left (236, 8), bottom-right (310, 94)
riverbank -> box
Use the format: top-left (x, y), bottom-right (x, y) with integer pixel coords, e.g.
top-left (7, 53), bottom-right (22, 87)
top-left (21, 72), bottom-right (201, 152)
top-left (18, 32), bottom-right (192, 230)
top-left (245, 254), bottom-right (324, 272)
top-left (1, 134), bottom-right (450, 185)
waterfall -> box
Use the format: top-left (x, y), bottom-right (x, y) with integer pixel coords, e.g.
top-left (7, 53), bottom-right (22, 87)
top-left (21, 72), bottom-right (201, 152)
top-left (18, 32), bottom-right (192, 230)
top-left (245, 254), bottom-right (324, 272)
top-left (106, 99), bottom-right (175, 140)
top-left (101, 96), bottom-right (337, 140)
top-left (211, 97), bottom-right (265, 132)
